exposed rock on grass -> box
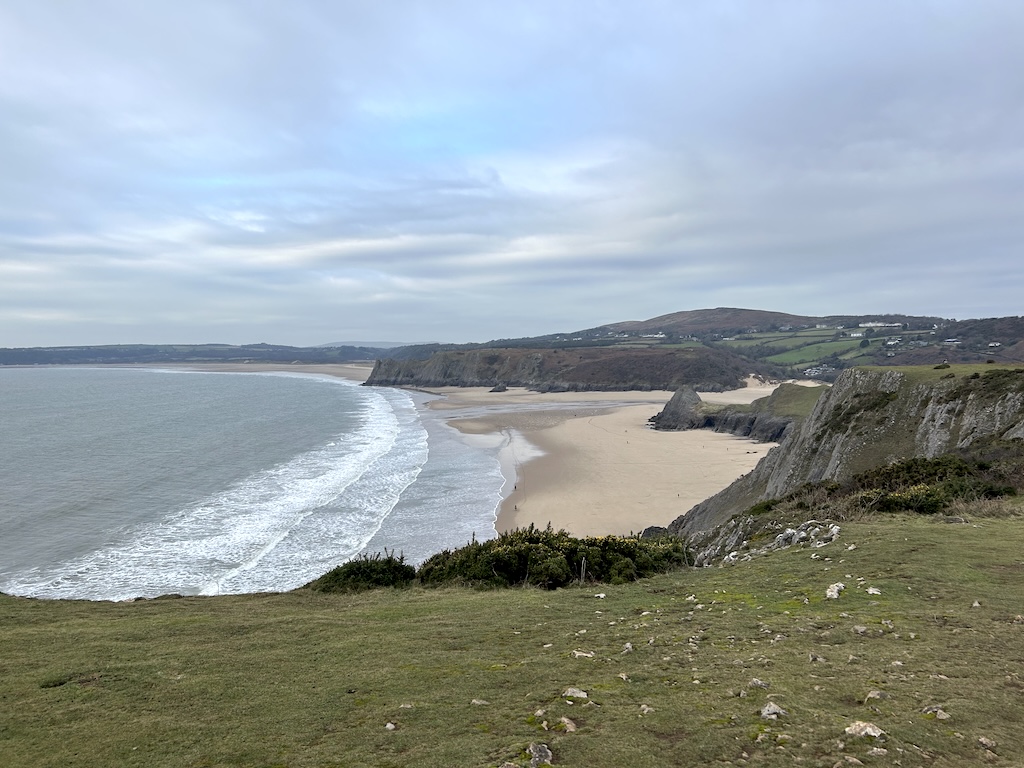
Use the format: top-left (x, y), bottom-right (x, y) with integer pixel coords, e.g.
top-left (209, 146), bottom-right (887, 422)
top-left (528, 742), bottom-right (553, 767)
top-left (844, 721), bottom-right (886, 740)
top-left (760, 702), bottom-right (787, 720)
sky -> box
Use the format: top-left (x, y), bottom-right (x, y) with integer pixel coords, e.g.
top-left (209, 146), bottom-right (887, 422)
top-left (2, 1), bottom-right (1023, 347)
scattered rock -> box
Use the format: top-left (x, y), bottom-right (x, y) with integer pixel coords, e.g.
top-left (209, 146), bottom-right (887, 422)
top-left (922, 705), bottom-right (951, 720)
top-left (594, 593), bottom-right (606, 599)
top-left (562, 687), bottom-right (588, 699)
top-left (867, 747), bottom-right (888, 757)
top-left (972, 600), bottom-right (981, 608)
top-left (471, 699), bottom-right (490, 706)
top-left (534, 708), bottom-right (546, 717)
top-left (760, 701), bottom-right (787, 720)
top-left (571, 650), bottom-right (594, 659)
top-left (844, 721), bottom-right (886, 740)
top-left (826, 582), bottom-right (846, 599)
top-left (618, 673), bottom-right (630, 682)
top-left (748, 678), bottom-right (770, 689)
top-left (864, 690), bottom-right (889, 703)
top-left (687, 517), bottom-right (841, 567)
top-left (384, 722), bottom-right (397, 731)
top-left (558, 716), bottom-right (577, 733)
top-left (866, 587), bottom-right (881, 595)
top-left (809, 652), bottom-right (826, 663)
top-left (528, 742), bottom-right (554, 767)
top-left (640, 704), bottom-right (655, 714)
top-left (852, 625), bottom-right (868, 635)
top-left (622, 642), bottom-right (634, 654)
top-left (1013, 615), bottom-right (1024, 625)
top-left (978, 736), bottom-right (997, 750)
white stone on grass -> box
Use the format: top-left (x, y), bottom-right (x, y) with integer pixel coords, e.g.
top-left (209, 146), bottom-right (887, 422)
top-left (826, 582), bottom-right (846, 599)
top-left (844, 721), bottom-right (885, 740)
top-left (760, 701), bottom-right (787, 720)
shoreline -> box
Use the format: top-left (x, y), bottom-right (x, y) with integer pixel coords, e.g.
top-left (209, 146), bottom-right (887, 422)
top-left (152, 362), bottom-right (376, 383)
top-left (124, 365), bottom-right (781, 538)
top-left (420, 381), bottom-right (781, 537)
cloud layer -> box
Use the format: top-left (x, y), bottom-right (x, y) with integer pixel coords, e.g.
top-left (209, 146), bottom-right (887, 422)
top-left (3, 1), bottom-right (1023, 345)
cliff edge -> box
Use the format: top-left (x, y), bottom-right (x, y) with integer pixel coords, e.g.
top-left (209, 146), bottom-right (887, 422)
top-left (669, 366), bottom-right (1024, 536)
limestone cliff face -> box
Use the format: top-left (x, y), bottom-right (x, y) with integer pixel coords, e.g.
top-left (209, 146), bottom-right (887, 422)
top-left (367, 351), bottom-right (548, 389)
top-left (365, 346), bottom-right (753, 391)
top-left (670, 368), bottom-right (1024, 536)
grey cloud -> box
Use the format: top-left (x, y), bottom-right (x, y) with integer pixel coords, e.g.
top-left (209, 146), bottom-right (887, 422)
top-left (2, 1), bottom-right (1023, 346)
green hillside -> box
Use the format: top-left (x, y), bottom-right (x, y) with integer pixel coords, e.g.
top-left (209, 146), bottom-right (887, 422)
top-left (3, 506), bottom-right (1024, 767)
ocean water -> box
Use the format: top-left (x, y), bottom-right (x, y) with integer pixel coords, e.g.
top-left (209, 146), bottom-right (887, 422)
top-left (0, 367), bottom-right (505, 600)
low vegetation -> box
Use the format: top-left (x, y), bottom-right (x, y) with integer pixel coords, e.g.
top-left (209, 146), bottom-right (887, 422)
top-left (307, 528), bottom-right (694, 592)
top-left (747, 451), bottom-right (1022, 522)
top-left (306, 550), bottom-right (417, 593)
top-left (416, 526), bottom-right (691, 589)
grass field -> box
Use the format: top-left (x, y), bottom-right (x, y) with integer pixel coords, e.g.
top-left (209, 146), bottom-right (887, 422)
top-left (765, 340), bottom-right (868, 365)
top-left (4, 511), bottom-right (1024, 767)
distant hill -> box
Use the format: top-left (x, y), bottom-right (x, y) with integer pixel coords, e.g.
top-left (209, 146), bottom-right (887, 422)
top-left (318, 341), bottom-right (427, 349)
top-left (597, 307), bottom-right (944, 337)
top-left (5, 310), bottom-right (1023, 387)
top-left (0, 343), bottom-right (387, 366)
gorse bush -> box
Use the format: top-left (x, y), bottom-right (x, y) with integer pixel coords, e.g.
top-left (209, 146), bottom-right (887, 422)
top-left (417, 525), bottom-right (691, 589)
top-left (305, 528), bottom-right (693, 594)
top-left (306, 550), bottom-right (416, 593)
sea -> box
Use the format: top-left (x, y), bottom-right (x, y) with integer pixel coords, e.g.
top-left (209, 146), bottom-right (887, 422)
top-left (0, 367), bottom-right (508, 601)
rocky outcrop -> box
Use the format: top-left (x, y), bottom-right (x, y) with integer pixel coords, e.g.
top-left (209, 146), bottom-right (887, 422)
top-left (652, 514), bottom-right (841, 568)
top-left (670, 367), bottom-right (1024, 536)
top-left (647, 387), bottom-right (703, 429)
top-left (650, 382), bottom-right (821, 442)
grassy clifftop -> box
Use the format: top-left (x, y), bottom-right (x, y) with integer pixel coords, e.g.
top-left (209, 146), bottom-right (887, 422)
top-left (3, 506), bottom-right (1024, 767)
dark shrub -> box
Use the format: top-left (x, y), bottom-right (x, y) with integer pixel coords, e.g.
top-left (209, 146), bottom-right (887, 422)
top-left (417, 524), bottom-right (690, 589)
top-left (306, 550), bottom-right (416, 593)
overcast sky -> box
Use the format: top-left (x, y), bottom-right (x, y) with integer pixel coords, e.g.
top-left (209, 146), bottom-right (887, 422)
top-left (2, 1), bottom-right (1022, 346)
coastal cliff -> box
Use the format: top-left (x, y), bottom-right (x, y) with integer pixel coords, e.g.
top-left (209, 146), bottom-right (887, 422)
top-left (669, 366), bottom-right (1024, 536)
top-left (364, 346), bottom-right (756, 391)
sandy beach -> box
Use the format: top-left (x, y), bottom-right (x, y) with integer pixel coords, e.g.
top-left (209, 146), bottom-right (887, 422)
top-left (166, 362), bottom-right (375, 382)
top-left (421, 379), bottom-right (781, 537)
top-left (174, 364), bottom-right (781, 537)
